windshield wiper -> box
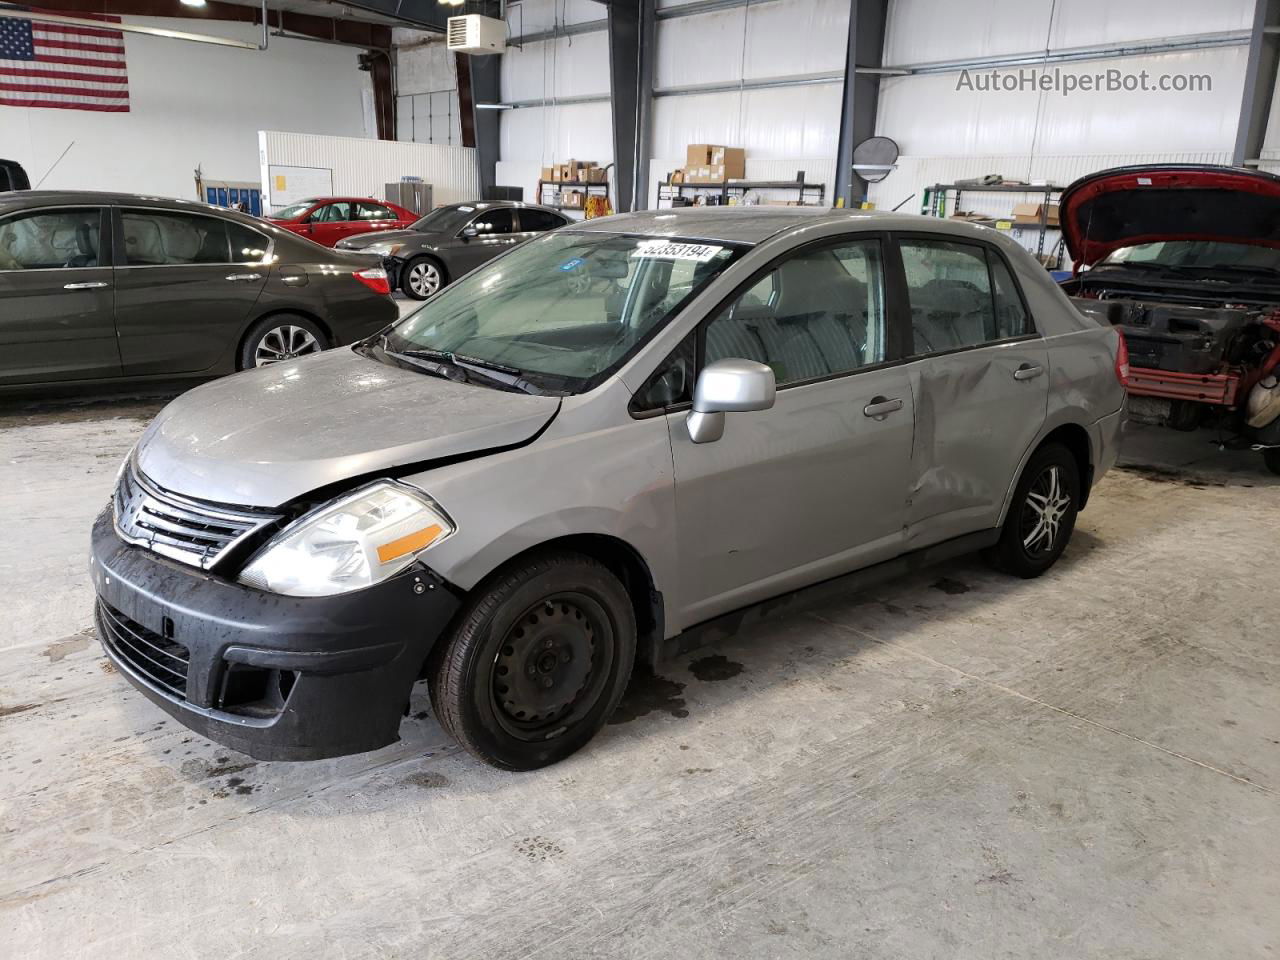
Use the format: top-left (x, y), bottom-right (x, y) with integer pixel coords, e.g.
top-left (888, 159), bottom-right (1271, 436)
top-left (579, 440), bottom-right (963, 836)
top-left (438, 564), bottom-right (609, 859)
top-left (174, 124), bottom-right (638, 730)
top-left (392, 348), bottom-right (547, 395)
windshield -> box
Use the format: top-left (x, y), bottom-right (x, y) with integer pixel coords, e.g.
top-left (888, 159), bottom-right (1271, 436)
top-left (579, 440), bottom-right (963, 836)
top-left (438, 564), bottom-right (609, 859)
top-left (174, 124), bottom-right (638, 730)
top-left (378, 231), bottom-right (744, 393)
top-left (1102, 240), bottom-right (1280, 273)
top-left (411, 206), bottom-right (471, 232)
top-left (271, 200), bottom-right (317, 220)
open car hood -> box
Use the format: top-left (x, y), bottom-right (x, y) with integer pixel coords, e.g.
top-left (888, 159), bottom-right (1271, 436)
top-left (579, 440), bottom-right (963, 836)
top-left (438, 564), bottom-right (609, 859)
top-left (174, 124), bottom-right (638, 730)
top-left (1060, 164), bottom-right (1280, 267)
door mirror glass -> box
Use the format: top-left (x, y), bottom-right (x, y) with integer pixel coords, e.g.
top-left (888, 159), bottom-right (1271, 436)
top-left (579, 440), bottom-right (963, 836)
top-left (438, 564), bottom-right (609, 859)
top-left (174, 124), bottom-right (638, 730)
top-left (460, 225), bottom-right (478, 238)
top-left (687, 358), bottom-right (776, 443)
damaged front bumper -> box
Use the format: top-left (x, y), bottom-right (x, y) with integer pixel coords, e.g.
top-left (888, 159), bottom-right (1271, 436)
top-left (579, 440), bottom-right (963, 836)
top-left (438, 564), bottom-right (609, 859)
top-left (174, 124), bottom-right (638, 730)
top-left (89, 508), bottom-right (461, 761)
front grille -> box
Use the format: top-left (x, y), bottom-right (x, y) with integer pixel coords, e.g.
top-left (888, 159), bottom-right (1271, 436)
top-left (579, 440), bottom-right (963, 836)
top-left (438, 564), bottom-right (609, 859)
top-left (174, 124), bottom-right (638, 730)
top-left (114, 463), bottom-right (280, 570)
top-left (96, 600), bottom-right (190, 699)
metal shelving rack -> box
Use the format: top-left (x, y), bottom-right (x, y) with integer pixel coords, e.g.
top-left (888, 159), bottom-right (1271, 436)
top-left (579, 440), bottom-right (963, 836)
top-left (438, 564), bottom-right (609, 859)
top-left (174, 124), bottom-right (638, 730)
top-left (537, 180), bottom-right (610, 218)
top-left (657, 176), bottom-right (826, 208)
top-left (921, 182), bottom-right (1065, 262)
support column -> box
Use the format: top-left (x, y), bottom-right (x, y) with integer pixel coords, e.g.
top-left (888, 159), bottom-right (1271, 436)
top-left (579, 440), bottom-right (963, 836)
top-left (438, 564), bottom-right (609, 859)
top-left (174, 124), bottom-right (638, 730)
top-left (1234, 0), bottom-right (1280, 166)
top-left (607, 0), bottom-right (656, 212)
top-left (458, 53), bottom-right (502, 196)
top-left (834, 0), bottom-right (889, 207)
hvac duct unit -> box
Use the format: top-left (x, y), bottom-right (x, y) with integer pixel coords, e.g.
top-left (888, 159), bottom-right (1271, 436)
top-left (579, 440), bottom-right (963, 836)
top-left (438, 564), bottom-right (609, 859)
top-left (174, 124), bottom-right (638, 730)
top-left (446, 15), bottom-right (505, 54)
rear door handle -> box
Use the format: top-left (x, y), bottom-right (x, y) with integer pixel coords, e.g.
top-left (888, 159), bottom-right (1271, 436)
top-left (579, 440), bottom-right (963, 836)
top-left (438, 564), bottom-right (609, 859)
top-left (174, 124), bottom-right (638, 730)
top-left (64, 281), bottom-right (109, 290)
top-left (1013, 363), bottom-right (1044, 381)
top-left (863, 396), bottom-right (904, 419)
top-left (225, 273), bottom-right (263, 282)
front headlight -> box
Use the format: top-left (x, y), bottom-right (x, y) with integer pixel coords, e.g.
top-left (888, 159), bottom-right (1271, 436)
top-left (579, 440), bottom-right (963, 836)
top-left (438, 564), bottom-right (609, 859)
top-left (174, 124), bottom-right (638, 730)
top-left (363, 242), bottom-right (404, 256)
top-left (239, 481), bottom-right (454, 597)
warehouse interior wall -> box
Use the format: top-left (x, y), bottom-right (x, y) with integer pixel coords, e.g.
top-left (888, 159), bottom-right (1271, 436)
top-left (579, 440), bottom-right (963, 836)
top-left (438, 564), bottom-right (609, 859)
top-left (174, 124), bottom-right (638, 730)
top-left (0, 18), bottom-right (372, 202)
top-left (867, 0), bottom-right (1257, 224)
top-left (497, 0), bottom-right (613, 202)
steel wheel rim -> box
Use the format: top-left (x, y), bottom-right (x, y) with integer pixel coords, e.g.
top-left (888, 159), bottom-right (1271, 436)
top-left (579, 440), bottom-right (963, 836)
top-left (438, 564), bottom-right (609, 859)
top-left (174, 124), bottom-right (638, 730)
top-left (254, 325), bottom-right (320, 367)
top-left (409, 261), bottom-right (441, 297)
top-left (1020, 464), bottom-right (1071, 558)
top-left (490, 592), bottom-right (615, 742)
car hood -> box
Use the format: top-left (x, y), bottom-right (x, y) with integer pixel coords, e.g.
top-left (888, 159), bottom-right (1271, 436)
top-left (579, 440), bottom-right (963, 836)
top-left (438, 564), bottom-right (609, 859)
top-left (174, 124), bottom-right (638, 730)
top-left (135, 348), bottom-right (560, 508)
top-left (1061, 164), bottom-right (1280, 266)
top-left (337, 229), bottom-right (420, 250)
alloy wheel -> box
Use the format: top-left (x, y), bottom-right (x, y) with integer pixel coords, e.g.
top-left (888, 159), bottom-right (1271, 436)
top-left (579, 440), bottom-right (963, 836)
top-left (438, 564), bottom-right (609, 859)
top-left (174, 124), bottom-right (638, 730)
top-left (1020, 464), bottom-right (1071, 557)
top-left (408, 260), bottom-right (442, 297)
top-left (253, 325), bottom-right (320, 366)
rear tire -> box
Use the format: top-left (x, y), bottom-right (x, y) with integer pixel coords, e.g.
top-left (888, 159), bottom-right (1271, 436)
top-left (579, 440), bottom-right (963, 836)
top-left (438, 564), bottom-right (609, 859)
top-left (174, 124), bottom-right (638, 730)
top-left (401, 256), bottom-right (446, 300)
top-left (1264, 448), bottom-right (1280, 476)
top-left (1167, 400), bottom-right (1202, 432)
top-left (237, 314), bottom-right (328, 370)
top-left (984, 442), bottom-right (1080, 579)
top-left (427, 551), bottom-right (636, 771)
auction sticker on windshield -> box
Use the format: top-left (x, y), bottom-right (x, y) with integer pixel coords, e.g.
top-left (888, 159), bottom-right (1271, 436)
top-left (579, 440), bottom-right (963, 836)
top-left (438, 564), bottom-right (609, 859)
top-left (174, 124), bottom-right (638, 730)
top-left (631, 240), bottom-right (724, 262)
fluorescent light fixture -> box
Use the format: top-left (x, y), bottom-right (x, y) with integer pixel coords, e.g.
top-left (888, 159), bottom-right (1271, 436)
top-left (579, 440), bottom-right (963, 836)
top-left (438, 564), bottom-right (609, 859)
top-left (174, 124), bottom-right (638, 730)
top-left (179, 0), bottom-right (208, 6)
top-left (475, 102), bottom-right (514, 110)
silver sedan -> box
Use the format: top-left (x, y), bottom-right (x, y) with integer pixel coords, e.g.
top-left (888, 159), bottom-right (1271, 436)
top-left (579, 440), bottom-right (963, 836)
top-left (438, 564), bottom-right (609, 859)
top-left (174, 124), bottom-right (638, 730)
top-left (91, 208), bottom-right (1127, 770)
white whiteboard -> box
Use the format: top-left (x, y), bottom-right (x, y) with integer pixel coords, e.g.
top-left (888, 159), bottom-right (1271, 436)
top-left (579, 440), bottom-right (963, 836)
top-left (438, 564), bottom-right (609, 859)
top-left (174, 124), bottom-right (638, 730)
top-left (265, 164), bottom-right (333, 210)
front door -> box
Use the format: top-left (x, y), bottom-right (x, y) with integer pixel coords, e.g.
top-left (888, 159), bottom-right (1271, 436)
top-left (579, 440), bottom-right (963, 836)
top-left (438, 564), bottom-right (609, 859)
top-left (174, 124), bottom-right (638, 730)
top-left (304, 201), bottom-right (354, 247)
top-left (112, 209), bottom-right (268, 376)
top-left (0, 205), bottom-right (120, 385)
top-left (452, 208), bottom-right (520, 275)
top-left (893, 235), bottom-right (1049, 547)
top-left (666, 236), bottom-right (916, 627)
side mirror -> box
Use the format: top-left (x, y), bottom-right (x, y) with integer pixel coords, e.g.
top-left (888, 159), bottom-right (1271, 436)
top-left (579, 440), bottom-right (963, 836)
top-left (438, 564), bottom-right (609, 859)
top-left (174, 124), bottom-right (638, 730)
top-left (460, 225), bottom-right (478, 240)
top-left (686, 358), bottom-right (776, 444)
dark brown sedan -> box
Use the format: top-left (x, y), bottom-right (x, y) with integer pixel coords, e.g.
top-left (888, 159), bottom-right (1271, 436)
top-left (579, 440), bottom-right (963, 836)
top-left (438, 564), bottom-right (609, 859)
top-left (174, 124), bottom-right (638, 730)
top-left (0, 191), bottom-right (399, 393)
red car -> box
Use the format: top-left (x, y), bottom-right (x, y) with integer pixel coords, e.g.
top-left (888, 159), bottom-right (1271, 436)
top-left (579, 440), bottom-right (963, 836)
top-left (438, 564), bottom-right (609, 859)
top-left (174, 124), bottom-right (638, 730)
top-left (268, 196), bottom-right (417, 247)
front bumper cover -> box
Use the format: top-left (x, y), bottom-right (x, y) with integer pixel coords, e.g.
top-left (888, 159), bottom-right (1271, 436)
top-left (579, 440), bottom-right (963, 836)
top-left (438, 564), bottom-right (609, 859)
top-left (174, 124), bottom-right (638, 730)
top-left (89, 508), bottom-right (461, 761)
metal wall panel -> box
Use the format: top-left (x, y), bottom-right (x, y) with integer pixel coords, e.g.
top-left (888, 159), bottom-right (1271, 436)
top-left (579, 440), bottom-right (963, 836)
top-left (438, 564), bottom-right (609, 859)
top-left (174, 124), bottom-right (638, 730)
top-left (258, 131), bottom-right (479, 211)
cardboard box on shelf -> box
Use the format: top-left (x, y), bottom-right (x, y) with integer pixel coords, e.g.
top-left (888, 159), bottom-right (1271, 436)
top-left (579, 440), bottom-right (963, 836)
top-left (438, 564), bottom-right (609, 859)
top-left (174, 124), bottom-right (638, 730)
top-left (1011, 201), bottom-right (1060, 227)
top-left (670, 169), bottom-right (685, 184)
top-left (541, 166), bottom-right (555, 183)
top-left (561, 190), bottom-right (585, 210)
top-left (584, 166), bottom-right (608, 184)
top-left (685, 144), bottom-right (745, 180)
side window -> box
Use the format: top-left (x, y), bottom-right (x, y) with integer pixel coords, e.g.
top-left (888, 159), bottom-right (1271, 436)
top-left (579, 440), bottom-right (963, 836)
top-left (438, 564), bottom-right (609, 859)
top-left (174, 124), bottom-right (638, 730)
top-left (228, 222), bottom-right (269, 263)
top-left (519, 209), bottom-right (567, 233)
top-left (308, 202), bottom-right (351, 223)
top-left (988, 251), bottom-right (1032, 338)
top-left (631, 332), bottom-right (697, 412)
top-left (0, 208), bottom-right (103, 270)
top-left (120, 211), bottom-right (229, 266)
top-left (357, 202), bottom-right (395, 221)
top-left (900, 238), bottom-right (999, 355)
top-left (703, 239), bottom-right (886, 386)
top-left (471, 209), bottom-right (515, 235)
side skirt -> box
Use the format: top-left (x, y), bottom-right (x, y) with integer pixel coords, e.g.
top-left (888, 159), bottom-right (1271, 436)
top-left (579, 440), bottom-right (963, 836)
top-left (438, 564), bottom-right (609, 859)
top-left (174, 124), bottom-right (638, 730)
top-left (659, 528), bottom-right (1000, 664)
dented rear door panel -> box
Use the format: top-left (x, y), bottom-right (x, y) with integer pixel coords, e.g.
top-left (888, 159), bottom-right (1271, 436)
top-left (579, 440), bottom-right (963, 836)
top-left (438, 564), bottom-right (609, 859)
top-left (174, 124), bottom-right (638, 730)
top-left (904, 338), bottom-right (1049, 548)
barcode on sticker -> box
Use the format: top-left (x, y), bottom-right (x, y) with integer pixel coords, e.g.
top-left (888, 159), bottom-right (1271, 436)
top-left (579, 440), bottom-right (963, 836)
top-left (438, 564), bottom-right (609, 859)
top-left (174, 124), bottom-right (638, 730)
top-left (631, 241), bottom-right (724, 262)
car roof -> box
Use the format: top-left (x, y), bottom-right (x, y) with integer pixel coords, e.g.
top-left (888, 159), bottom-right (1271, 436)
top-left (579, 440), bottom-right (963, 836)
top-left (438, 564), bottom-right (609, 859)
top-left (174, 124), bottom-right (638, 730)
top-left (570, 207), bottom-right (991, 245)
top-left (0, 189), bottom-right (247, 211)
top-left (433, 200), bottom-right (565, 215)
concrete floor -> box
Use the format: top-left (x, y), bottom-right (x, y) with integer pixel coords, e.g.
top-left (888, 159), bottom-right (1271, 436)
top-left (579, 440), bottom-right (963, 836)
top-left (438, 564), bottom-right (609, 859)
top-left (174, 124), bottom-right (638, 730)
top-left (1, 389), bottom-right (1277, 958)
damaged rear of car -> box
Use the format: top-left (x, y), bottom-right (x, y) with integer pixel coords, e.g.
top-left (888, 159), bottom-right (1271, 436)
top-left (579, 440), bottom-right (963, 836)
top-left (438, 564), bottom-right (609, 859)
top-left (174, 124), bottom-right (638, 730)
top-left (1058, 164), bottom-right (1280, 471)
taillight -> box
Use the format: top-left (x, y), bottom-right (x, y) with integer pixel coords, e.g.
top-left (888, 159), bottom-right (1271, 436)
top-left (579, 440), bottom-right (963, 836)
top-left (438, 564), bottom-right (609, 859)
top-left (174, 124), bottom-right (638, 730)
top-left (1114, 327), bottom-right (1130, 387)
top-left (353, 267), bottom-right (391, 296)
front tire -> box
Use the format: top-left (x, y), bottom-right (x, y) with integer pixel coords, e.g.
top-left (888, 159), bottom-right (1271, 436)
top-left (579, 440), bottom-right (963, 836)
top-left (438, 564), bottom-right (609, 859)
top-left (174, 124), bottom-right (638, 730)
top-left (984, 442), bottom-right (1080, 578)
top-left (237, 314), bottom-right (328, 370)
top-left (427, 551), bottom-right (637, 770)
top-left (401, 256), bottom-right (446, 300)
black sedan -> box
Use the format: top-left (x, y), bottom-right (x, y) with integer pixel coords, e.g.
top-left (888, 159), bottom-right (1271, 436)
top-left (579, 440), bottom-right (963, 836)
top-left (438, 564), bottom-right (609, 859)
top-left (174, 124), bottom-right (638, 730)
top-left (335, 201), bottom-right (570, 299)
top-left (0, 191), bottom-right (398, 393)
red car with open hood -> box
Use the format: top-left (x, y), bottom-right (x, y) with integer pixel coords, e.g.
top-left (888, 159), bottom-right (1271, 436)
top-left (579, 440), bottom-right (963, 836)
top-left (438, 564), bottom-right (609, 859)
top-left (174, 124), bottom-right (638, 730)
top-left (1059, 164), bottom-right (1280, 474)
top-left (268, 196), bottom-right (417, 247)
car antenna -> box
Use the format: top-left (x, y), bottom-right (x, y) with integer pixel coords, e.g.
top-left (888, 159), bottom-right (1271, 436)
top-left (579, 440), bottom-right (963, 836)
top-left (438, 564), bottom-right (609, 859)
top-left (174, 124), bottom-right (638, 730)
top-left (34, 140), bottom-right (75, 189)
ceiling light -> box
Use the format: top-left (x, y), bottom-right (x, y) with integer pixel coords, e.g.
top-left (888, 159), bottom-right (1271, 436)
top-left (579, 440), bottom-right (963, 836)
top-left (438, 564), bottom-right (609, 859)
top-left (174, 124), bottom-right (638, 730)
top-left (179, 0), bottom-right (208, 6)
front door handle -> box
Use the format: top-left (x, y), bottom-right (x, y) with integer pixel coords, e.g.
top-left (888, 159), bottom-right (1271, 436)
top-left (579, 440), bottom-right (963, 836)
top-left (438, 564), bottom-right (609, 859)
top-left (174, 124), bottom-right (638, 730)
top-left (225, 273), bottom-right (263, 282)
top-left (64, 281), bottom-right (109, 290)
top-left (863, 396), bottom-right (904, 419)
top-left (1013, 363), bottom-right (1044, 381)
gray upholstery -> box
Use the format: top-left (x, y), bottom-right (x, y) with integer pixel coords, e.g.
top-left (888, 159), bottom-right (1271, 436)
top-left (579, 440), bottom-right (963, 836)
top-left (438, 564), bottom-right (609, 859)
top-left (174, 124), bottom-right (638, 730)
top-left (909, 278), bottom-right (994, 354)
top-left (706, 251), bottom-right (872, 384)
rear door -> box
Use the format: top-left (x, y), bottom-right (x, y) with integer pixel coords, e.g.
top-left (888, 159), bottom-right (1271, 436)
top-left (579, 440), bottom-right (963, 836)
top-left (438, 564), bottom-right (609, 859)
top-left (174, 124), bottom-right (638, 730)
top-left (891, 234), bottom-right (1048, 547)
top-left (453, 208), bottom-right (519, 274)
top-left (0, 205), bottom-right (120, 385)
top-left (353, 201), bottom-right (403, 238)
top-left (112, 208), bottom-right (270, 376)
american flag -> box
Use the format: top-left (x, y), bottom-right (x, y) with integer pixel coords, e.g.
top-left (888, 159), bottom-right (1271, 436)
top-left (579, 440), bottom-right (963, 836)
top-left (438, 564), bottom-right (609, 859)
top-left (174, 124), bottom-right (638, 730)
top-left (0, 7), bottom-right (129, 112)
